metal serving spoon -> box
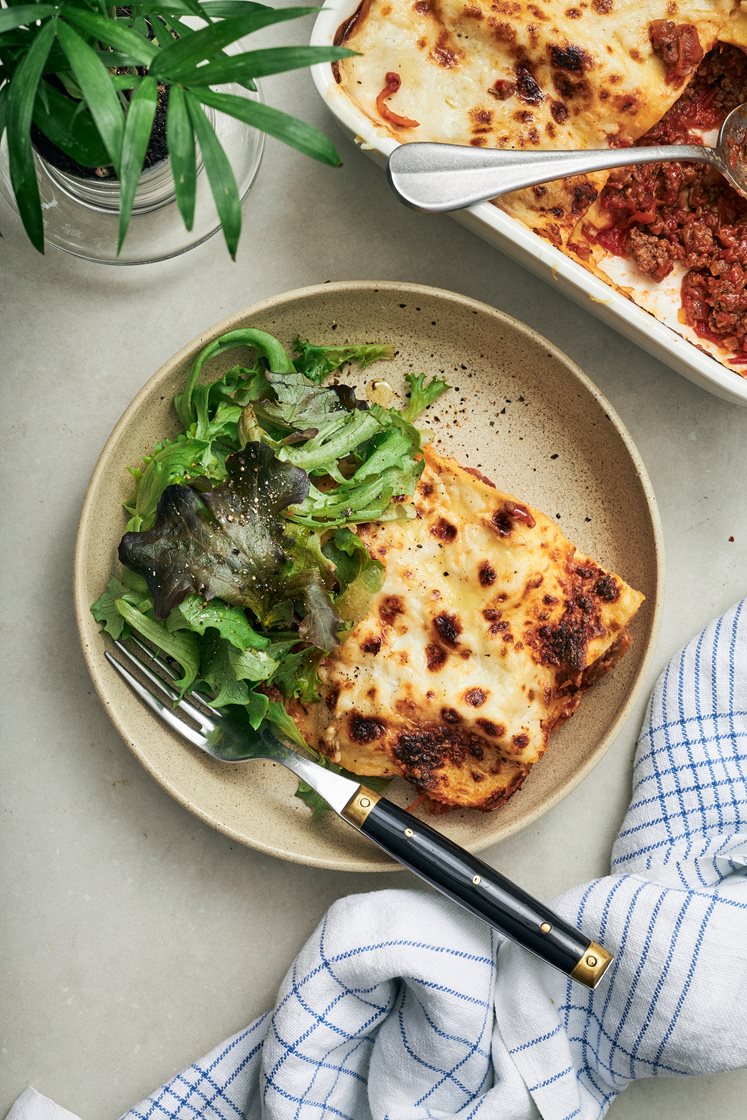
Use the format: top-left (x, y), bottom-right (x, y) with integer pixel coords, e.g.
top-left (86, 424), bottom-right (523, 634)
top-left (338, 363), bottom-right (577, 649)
top-left (387, 101), bottom-right (747, 211)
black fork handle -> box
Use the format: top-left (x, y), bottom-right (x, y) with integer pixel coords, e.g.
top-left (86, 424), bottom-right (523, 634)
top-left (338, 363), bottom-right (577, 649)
top-left (341, 788), bottom-right (612, 989)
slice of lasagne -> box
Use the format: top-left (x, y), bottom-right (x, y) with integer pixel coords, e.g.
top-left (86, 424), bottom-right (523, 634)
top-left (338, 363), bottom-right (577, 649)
top-left (291, 446), bottom-right (644, 811)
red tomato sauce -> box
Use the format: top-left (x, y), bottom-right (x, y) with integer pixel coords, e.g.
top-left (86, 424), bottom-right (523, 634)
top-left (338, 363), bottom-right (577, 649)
top-left (591, 44), bottom-right (747, 363)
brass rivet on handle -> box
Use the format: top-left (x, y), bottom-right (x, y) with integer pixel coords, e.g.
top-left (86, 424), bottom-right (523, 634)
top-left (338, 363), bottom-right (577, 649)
top-left (540, 922), bottom-right (552, 934)
top-left (341, 787), bottom-right (381, 828)
top-left (472, 875), bottom-right (481, 885)
top-left (404, 827), bottom-right (414, 838)
top-left (570, 941), bottom-right (613, 989)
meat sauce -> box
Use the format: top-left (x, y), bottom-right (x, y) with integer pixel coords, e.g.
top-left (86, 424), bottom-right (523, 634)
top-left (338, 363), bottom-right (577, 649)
top-left (591, 44), bottom-right (747, 362)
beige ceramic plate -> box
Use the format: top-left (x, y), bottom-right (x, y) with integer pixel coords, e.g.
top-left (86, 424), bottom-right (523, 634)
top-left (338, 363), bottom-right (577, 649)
top-left (74, 282), bottom-right (663, 872)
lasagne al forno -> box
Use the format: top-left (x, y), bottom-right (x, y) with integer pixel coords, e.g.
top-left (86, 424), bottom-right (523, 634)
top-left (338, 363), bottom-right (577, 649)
top-left (291, 446), bottom-right (644, 812)
top-left (334, 1), bottom-right (747, 368)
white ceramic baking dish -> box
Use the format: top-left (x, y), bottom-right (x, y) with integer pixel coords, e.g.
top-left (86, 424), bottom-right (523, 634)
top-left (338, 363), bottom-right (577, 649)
top-left (310, 0), bottom-right (747, 406)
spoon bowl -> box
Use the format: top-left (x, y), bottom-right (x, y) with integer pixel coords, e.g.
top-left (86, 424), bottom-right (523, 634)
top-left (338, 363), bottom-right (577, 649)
top-left (718, 102), bottom-right (747, 198)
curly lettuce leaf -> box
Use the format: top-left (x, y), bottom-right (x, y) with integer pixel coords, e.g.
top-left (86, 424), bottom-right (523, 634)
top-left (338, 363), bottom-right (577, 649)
top-left (324, 528), bottom-right (385, 623)
top-left (257, 370), bottom-right (368, 435)
top-left (198, 634), bottom-right (254, 708)
top-left (114, 599), bottom-right (199, 691)
top-left (400, 372), bottom-right (450, 422)
top-left (125, 434), bottom-right (228, 532)
top-left (118, 442), bottom-right (310, 620)
top-left (175, 328), bottom-right (294, 429)
top-left (91, 573), bottom-right (152, 639)
top-left (292, 337), bottom-right (395, 385)
top-left (278, 408), bottom-right (384, 476)
top-left (287, 410), bottom-right (424, 528)
top-left (271, 646), bottom-right (324, 703)
top-left (167, 594), bottom-right (270, 651)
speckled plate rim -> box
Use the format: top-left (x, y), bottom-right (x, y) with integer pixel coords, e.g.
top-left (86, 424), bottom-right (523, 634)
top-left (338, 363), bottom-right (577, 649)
top-left (73, 281), bottom-right (665, 871)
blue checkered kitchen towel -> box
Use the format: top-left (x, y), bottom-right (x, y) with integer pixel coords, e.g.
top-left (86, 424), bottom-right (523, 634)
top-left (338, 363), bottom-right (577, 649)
top-left (10, 600), bottom-right (747, 1120)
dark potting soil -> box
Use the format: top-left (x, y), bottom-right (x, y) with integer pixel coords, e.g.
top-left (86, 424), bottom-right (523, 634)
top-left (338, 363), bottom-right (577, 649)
top-left (32, 82), bottom-right (169, 181)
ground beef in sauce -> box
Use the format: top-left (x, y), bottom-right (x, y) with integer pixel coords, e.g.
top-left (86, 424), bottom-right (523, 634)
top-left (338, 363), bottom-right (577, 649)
top-left (592, 44), bottom-right (747, 360)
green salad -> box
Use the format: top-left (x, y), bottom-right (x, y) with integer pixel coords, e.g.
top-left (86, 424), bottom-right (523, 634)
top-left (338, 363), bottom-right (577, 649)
top-left (92, 327), bottom-right (449, 812)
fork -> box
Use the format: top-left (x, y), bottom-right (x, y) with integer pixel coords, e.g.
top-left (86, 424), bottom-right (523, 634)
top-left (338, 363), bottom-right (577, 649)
top-left (107, 637), bottom-right (613, 989)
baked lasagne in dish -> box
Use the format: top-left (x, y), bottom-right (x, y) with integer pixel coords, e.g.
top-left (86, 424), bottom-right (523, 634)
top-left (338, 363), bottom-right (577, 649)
top-left (334, 1), bottom-right (747, 370)
top-left (291, 445), bottom-right (644, 812)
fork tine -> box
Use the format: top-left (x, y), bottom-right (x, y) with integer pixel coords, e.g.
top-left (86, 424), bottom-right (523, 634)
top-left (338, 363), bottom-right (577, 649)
top-left (113, 639), bottom-right (215, 729)
top-left (105, 652), bottom-right (208, 748)
top-left (127, 635), bottom-right (220, 718)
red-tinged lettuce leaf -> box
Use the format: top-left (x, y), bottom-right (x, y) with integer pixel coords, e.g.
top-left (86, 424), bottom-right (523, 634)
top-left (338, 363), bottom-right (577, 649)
top-left (296, 570), bottom-right (343, 652)
top-left (118, 442), bottom-right (309, 620)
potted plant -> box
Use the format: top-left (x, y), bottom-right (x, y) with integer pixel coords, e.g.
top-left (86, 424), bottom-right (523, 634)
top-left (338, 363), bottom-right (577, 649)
top-left (0, 0), bottom-right (352, 259)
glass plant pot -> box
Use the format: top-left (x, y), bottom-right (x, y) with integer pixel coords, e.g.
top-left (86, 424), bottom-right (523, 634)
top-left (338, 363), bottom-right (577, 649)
top-left (0, 87), bottom-right (264, 265)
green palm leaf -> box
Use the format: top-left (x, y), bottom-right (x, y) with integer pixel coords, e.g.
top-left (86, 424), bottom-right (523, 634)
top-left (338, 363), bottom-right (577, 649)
top-left (186, 92), bottom-right (241, 258)
top-left (6, 17), bottom-right (56, 253)
top-left (172, 44), bottom-right (354, 86)
top-left (151, 7), bottom-right (314, 81)
top-left (56, 20), bottom-right (125, 174)
top-left (194, 88), bottom-right (341, 167)
top-left (32, 79), bottom-right (110, 167)
top-left (129, 0), bottom-right (268, 13)
top-left (63, 8), bottom-right (159, 67)
top-left (117, 75), bottom-right (158, 253)
top-left (0, 5), bottom-right (55, 34)
top-left (0, 84), bottom-right (7, 146)
top-left (167, 84), bottom-right (196, 230)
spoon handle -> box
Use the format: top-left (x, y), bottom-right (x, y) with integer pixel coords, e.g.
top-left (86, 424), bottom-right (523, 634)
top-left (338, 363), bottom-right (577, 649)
top-left (387, 141), bottom-right (712, 212)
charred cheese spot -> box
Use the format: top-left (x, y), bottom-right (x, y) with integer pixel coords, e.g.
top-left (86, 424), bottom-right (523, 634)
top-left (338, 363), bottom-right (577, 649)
top-left (491, 508), bottom-right (514, 536)
top-left (491, 500), bottom-right (536, 536)
top-left (489, 78), bottom-right (516, 99)
top-left (361, 635), bottom-right (382, 654)
top-left (549, 43), bottom-right (595, 73)
top-left (441, 706), bottom-right (462, 722)
top-left (515, 62), bottom-right (545, 103)
top-left (425, 641), bottom-right (449, 670)
top-left (431, 517), bottom-right (458, 541)
top-left (595, 573), bottom-right (620, 601)
top-left (433, 612), bottom-right (462, 646)
top-left (464, 687), bottom-right (488, 706)
top-left (490, 20), bottom-right (517, 47)
top-left (572, 182), bottom-right (598, 211)
top-left (470, 106), bottom-right (493, 125)
top-left (479, 561), bottom-right (497, 585)
top-left (379, 595), bottom-right (404, 624)
top-left (326, 686), bottom-right (339, 712)
top-left (476, 718), bottom-right (504, 737)
top-left (349, 713), bottom-right (385, 742)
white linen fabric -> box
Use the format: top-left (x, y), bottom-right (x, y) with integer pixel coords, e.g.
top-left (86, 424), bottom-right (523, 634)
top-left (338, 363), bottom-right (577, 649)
top-left (9, 601), bottom-right (747, 1120)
